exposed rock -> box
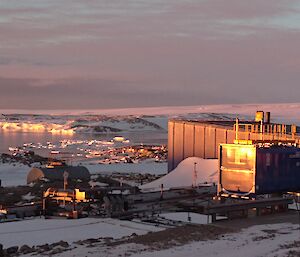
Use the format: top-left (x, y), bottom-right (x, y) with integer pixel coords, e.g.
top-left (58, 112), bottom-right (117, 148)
top-left (82, 238), bottom-right (100, 244)
top-left (73, 240), bottom-right (84, 245)
top-left (6, 246), bottom-right (18, 255)
top-left (0, 244), bottom-right (3, 257)
top-left (54, 241), bottom-right (69, 248)
top-left (49, 247), bottom-right (65, 255)
top-left (36, 243), bottom-right (51, 252)
top-left (19, 244), bottom-right (33, 254)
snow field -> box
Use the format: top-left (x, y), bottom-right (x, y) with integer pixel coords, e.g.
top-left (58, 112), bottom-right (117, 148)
top-left (0, 218), bottom-right (164, 248)
top-left (52, 222), bottom-right (300, 257)
top-left (128, 223), bottom-right (300, 257)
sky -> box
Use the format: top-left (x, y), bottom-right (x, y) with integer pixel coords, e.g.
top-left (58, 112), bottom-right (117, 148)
top-left (1, 0), bottom-right (300, 109)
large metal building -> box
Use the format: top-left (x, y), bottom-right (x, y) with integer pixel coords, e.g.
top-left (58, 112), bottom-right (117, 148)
top-left (27, 165), bottom-right (90, 184)
top-left (168, 115), bottom-right (300, 172)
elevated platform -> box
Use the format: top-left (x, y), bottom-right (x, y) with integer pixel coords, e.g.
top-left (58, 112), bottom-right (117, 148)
top-left (204, 197), bottom-right (294, 222)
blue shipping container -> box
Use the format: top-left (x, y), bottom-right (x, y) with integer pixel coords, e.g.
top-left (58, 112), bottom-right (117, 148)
top-left (219, 144), bottom-right (300, 195)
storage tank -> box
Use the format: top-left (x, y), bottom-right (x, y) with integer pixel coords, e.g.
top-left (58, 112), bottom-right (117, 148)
top-left (219, 144), bottom-right (300, 195)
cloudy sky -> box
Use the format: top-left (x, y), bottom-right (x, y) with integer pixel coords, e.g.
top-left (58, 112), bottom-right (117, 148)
top-left (1, 0), bottom-right (300, 109)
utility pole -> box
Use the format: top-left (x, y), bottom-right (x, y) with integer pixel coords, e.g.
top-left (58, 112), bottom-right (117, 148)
top-left (235, 118), bottom-right (239, 141)
top-left (63, 171), bottom-right (69, 190)
top-left (193, 162), bottom-right (197, 187)
top-left (160, 184), bottom-right (164, 200)
top-left (63, 171), bottom-right (69, 207)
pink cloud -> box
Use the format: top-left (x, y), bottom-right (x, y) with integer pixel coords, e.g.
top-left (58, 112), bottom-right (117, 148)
top-left (0, 0), bottom-right (300, 108)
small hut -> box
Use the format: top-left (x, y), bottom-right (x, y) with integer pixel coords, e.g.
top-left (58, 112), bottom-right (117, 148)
top-left (27, 165), bottom-right (90, 184)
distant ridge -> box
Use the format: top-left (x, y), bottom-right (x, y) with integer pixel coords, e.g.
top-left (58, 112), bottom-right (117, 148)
top-left (0, 103), bottom-right (300, 116)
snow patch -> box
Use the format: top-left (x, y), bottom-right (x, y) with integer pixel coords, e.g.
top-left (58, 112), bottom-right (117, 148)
top-left (0, 218), bottom-right (164, 248)
top-left (140, 157), bottom-right (218, 191)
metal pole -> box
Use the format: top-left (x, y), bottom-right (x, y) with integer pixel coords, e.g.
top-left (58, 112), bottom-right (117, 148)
top-left (193, 162), bottom-right (197, 187)
top-left (235, 118), bottom-right (239, 141)
top-left (260, 120), bottom-right (263, 141)
top-left (63, 171), bottom-right (69, 207)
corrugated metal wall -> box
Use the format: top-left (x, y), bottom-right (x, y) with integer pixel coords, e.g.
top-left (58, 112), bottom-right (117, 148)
top-left (194, 125), bottom-right (205, 158)
top-left (167, 121), bottom-right (175, 171)
top-left (183, 124), bottom-right (195, 159)
top-left (168, 120), bottom-right (235, 171)
top-left (173, 122), bottom-right (184, 170)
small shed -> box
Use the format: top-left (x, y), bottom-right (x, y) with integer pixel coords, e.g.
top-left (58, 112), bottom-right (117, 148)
top-left (27, 166), bottom-right (90, 184)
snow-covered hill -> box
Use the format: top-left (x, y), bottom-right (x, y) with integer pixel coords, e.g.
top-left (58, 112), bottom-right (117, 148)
top-left (1, 103), bottom-right (300, 134)
top-left (0, 115), bottom-right (167, 134)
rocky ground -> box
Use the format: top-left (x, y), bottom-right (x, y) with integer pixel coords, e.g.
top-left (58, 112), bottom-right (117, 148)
top-left (0, 224), bottom-right (233, 256)
top-left (0, 152), bottom-right (49, 167)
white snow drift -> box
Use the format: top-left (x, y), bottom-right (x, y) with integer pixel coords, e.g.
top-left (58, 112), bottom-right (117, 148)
top-left (140, 157), bottom-right (218, 191)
